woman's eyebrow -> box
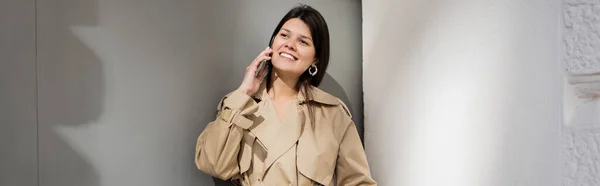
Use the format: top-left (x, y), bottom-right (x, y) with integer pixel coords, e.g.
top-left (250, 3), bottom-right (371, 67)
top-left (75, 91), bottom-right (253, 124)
top-left (281, 28), bottom-right (313, 41)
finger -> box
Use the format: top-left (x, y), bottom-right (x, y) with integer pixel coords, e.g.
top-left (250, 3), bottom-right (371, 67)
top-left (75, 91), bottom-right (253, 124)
top-left (257, 48), bottom-right (273, 62)
top-left (255, 52), bottom-right (272, 69)
top-left (264, 47), bottom-right (273, 56)
top-left (251, 55), bottom-right (271, 70)
top-left (251, 47), bottom-right (272, 67)
top-left (250, 48), bottom-right (267, 67)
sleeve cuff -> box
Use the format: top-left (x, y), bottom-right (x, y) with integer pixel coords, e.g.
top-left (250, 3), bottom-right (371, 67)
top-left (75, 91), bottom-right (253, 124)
top-left (231, 113), bottom-right (253, 129)
top-left (218, 90), bottom-right (258, 129)
top-left (223, 89), bottom-right (254, 109)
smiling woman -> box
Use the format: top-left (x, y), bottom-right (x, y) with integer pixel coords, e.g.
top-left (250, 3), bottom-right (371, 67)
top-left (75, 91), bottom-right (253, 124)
top-left (194, 4), bottom-right (376, 186)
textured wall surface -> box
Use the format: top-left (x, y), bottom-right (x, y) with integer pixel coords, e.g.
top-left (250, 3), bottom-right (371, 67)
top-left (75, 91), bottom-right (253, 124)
top-left (563, 130), bottom-right (600, 186)
top-left (563, 0), bottom-right (600, 185)
top-left (564, 0), bottom-right (600, 75)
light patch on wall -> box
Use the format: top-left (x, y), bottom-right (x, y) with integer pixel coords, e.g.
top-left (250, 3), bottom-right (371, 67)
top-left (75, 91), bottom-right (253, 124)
top-left (366, 0), bottom-right (561, 185)
top-left (385, 1), bottom-right (515, 185)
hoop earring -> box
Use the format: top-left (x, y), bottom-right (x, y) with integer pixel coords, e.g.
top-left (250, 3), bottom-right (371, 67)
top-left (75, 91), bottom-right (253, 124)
top-left (308, 65), bottom-right (318, 76)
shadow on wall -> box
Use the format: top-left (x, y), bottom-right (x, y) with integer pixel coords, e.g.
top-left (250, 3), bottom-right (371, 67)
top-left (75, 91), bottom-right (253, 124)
top-left (32, 1), bottom-right (357, 186)
top-left (319, 73), bottom-right (355, 135)
top-left (320, 73), bottom-right (353, 118)
top-left (185, 1), bottom-right (244, 186)
top-left (37, 0), bottom-right (102, 185)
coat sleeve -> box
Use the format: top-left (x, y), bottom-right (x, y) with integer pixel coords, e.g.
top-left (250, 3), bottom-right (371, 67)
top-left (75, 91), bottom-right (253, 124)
top-left (336, 121), bottom-right (378, 185)
top-left (195, 90), bottom-right (258, 180)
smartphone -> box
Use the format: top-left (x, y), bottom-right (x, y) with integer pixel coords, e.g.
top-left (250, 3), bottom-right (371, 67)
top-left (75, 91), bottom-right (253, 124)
top-left (255, 37), bottom-right (275, 78)
top-left (255, 59), bottom-right (269, 77)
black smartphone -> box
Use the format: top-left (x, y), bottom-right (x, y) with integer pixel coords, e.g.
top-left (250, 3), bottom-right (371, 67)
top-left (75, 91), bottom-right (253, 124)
top-left (255, 37), bottom-right (275, 78)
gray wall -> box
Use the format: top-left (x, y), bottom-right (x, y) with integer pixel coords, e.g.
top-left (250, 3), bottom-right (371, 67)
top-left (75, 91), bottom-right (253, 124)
top-left (0, 0), bottom-right (38, 186)
top-left (2, 1), bottom-right (362, 186)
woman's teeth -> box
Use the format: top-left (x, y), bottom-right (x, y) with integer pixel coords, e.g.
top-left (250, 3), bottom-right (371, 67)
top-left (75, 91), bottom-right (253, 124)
top-left (280, 53), bottom-right (295, 60)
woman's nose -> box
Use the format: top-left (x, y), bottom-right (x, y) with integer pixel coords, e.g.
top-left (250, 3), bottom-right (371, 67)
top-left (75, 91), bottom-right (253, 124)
top-left (283, 39), bottom-right (296, 51)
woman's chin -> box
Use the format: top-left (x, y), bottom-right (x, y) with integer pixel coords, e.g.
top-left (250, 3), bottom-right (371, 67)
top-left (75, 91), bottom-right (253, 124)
top-left (272, 63), bottom-right (295, 72)
top-left (272, 66), bottom-right (303, 77)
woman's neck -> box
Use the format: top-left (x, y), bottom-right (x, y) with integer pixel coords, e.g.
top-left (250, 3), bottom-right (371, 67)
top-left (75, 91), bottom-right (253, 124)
top-left (268, 70), bottom-right (299, 101)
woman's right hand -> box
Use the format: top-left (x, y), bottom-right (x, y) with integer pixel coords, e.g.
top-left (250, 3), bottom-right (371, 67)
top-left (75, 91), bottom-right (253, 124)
top-left (237, 47), bottom-right (273, 96)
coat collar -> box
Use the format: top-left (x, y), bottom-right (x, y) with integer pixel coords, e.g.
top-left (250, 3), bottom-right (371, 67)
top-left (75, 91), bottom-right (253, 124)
top-left (249, 82), bottom-right (341, 184)
top-left (251, 82), bottom-right (340, 106)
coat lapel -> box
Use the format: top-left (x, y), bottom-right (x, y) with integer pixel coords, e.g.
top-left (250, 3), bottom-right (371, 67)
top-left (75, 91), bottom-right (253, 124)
top-left (295, 87), bottom-right (343, 185)
top-left (261, 102), bottom-right (302, 175)
top-left (249, 85), bottom-right (340, 183)
top-left (296, 105), bottom-right (336, 185)
top-left (238, 130), bottom-right (255, 174)
top-left (247, 83), bottom-right (270, 150)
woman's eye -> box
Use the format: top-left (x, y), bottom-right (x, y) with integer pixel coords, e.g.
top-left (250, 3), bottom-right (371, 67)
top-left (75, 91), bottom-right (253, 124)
top-left (300, 40), bottom-right (308, 45)
top-left (280, 33), bottom-right (288, 38)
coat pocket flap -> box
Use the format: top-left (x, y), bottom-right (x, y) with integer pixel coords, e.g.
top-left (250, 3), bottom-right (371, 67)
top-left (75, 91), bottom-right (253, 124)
top-left (296, 137), bottom-right (336, 185)
top-left (239, 131), bottom-right (255, 174)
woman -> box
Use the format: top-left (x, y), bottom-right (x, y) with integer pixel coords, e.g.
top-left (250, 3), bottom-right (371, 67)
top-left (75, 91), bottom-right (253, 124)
top-left (195, 4), bottom-right (376, 186)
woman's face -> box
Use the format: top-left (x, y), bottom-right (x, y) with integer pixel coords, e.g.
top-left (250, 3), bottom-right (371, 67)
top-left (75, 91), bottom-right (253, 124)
top-left (270, 18), bottom-right (316, 78)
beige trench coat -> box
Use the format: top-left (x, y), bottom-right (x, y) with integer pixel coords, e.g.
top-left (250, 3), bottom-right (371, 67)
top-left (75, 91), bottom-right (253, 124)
top-left (195, 84), bottom-right (376, 186)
